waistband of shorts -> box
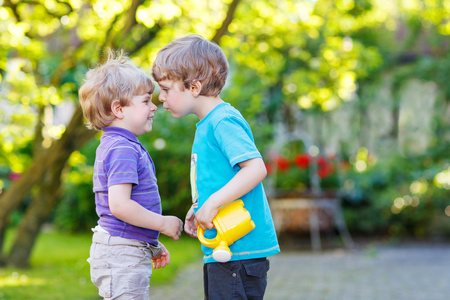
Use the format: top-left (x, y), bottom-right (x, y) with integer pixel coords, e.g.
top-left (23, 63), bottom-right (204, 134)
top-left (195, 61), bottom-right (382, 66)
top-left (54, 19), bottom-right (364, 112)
top-left (92, 231), bottom-right (162, 257)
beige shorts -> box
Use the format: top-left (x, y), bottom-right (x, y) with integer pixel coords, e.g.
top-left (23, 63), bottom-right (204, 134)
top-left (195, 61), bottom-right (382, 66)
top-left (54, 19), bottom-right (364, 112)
top-left (88, 231), bottom-right (161, 300)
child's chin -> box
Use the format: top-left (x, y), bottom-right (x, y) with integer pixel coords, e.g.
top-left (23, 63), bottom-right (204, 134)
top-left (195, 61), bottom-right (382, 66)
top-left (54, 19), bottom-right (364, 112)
top-left (172, 112), bottom-right (186, 119)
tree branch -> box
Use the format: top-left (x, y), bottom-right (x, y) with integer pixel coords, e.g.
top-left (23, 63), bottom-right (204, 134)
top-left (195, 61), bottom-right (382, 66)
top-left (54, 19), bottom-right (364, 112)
top-left (99, 0), bottom-right (145, 57)
top-left (98, 12), bottom-right (123, 58)
top-left (211, 0), bottom-right (242, 45)
top-left (124, 0), bottom-right (145, 32)
top-left (127, 22), bottom-right (162, 56)
top-left (32, 106), bottom-right (45, 156)
top-left (3, 0), bottom-right (23, 25)
top-left (19, 0), bottom-right (73, 18)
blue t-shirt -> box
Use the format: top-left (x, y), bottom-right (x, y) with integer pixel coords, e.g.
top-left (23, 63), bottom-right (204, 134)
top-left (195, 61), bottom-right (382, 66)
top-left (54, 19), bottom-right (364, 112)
top-left (190, 103), bottom-right (280, 263)
top-left (93, 126), bottom-right (161, 245)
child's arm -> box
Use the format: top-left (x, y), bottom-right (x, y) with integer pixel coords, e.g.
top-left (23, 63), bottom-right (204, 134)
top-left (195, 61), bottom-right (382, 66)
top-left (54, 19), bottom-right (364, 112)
top-left (184, 205), bottom-right (198, 238)
top-left (151, 242), bottom-right (170, 269)
top-left (109, 183), bottom-right (183, 240)
top-left (195, 157), bottom-right (267, 230)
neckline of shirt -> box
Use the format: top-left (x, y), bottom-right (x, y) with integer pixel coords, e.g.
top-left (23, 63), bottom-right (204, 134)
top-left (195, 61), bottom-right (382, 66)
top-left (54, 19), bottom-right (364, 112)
top-left (196, 102), bottom-right (229, 128)
top-left (102, 126), bottom-right (140, 144)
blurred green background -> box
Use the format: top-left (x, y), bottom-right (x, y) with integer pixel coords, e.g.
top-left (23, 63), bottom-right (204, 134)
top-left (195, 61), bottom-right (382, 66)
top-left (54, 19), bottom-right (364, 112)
top-left (0, 0), bottom-right (449, 298)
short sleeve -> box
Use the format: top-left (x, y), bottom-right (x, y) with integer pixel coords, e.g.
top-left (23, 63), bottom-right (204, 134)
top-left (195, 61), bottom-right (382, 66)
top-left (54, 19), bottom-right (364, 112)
top-left (214, 117), bottom-right (261, 168)
top-left (104, 142), bottom-right (140, 187)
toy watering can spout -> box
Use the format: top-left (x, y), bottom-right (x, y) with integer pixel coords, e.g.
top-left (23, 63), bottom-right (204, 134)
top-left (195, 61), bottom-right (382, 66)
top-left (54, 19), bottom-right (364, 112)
top-left (197, 200), bottom-right (255, 262)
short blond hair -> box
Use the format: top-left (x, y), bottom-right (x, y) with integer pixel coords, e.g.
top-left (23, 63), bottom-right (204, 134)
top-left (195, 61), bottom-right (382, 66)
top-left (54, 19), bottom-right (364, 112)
top-left (78, 50), bottom-right (155, 130)
top-left (152, 34), bottom-right (229, 96)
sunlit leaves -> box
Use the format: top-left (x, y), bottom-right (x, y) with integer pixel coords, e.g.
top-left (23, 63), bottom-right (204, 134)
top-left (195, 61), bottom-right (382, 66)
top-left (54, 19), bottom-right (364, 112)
top-left (220, 0), bottom-right (386, 113)
top-left (16, 2), bottom-right (63, 37)
top-left (0, 7), bottom-right (17, 48)
top-left (137, 0), bottom-right (181, 26)
top-left (4, 59), bottom-right (39, 103)
top-left (434, 168), bottom-right (450, 190)
top-left (0, 102), bottom-right (36, 172)
top-left (137, 0), bottom-right (237, 66)
top-left (92, 0), bottom-right (124, 18)
top-left (68, 151), bottom-right (86, 167)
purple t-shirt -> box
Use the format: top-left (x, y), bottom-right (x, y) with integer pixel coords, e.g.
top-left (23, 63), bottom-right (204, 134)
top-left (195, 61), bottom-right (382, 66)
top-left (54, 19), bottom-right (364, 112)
top-left (93, 126), bottom-right (161, 245)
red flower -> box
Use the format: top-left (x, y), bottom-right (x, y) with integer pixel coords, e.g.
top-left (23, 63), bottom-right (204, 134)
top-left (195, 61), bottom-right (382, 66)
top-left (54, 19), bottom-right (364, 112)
top-left (8, 172), bottom-right (21, 181)
top-left (275, 156), bottom-right (290, 172)
top-left (317, 155), bottom-right (328, 166)
top-left (318, 163), bottom-right (333, 178)
top-left (265, 163), bottom-right (273, 174)
top-left (294, 154), bottom-right (310, 169)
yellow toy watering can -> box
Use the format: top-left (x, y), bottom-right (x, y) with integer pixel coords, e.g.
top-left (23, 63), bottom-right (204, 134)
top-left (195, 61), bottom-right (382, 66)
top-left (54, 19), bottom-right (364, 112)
top-left (198, 200), bottom-right (255, 262)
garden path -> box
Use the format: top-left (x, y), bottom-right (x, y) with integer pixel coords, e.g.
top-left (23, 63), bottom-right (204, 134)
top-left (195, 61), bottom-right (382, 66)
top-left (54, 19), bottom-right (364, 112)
top-left (149, 241), bottom-right (450, 300)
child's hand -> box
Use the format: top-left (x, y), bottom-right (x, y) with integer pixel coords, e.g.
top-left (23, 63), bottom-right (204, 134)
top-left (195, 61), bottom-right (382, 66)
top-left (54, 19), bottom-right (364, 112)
top-left (184, 206), bottom-right (198, 238)
top-left (152, 243), bottom-right (170, 269)
top-left (161, 216), bottom-right (183, 241)
top-left (195, 200), bottom-right (219, 231)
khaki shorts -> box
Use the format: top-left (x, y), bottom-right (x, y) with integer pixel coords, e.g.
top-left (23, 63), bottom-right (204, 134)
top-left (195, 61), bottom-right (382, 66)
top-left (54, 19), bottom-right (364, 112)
top-left (88, 231), bottom-right (162, 300)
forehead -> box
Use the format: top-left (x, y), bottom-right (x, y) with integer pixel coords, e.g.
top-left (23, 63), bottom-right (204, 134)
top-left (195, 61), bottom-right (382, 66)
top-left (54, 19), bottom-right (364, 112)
top-left (134, 82), bottom-right (154, 95)
top-left (158, 79), bottom-right (183, 90)
top-left (131, 91), bottom-right (152, 101)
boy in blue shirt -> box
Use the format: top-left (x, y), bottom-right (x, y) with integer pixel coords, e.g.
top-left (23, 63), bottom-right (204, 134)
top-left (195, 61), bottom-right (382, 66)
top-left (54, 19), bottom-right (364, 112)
top-left (152, 34), bottom-right (280, 299)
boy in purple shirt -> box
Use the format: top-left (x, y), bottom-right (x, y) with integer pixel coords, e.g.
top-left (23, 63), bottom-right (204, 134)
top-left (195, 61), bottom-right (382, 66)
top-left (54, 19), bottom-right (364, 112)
top-left (79, 50), bottom-right (183, 299)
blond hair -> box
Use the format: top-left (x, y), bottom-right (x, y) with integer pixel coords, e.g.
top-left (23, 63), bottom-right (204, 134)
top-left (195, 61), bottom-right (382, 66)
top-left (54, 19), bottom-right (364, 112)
top-left (78, 49), bottom-right (155, 130)
top-left (152, 34), bottom-right (229, 96)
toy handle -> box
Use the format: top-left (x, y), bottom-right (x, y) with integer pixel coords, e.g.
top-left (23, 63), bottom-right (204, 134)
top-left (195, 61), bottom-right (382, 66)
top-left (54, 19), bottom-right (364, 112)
top-left (197, 226), bottom-right (221, 248)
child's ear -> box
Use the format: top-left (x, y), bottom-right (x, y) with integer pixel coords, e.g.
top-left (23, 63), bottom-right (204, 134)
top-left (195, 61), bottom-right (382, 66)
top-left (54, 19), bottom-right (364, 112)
top-left (190, 80), bottom-right (202, 97)
top-left (111, 100), bottom-right (124, 118)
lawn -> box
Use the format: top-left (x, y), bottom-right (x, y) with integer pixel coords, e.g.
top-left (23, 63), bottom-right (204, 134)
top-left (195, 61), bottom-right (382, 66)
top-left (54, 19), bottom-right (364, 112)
top-left (0, 229), bottom-right (202, 300)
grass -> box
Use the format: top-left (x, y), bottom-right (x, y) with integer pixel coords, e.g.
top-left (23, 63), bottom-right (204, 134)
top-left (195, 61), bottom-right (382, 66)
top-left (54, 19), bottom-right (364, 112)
top-left (0, 229), bottom-right (202, 300)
